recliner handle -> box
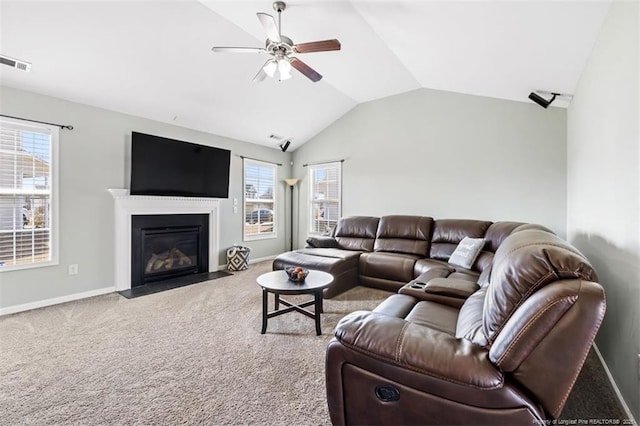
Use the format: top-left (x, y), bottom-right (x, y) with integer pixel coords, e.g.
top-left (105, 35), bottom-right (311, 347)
top-left (375, 385), bottom-right (400, 402)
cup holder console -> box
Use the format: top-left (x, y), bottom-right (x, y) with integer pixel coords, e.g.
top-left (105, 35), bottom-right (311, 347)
top-left (409, 281), bottom-right (426, 290)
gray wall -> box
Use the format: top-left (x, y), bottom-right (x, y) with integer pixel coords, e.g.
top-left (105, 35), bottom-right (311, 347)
top-left (0, 86), bottom-right (291, 309)
top-left (567, 0), bottom-right (639, 419)
top-left (292, 88), bottom-right (567, 247)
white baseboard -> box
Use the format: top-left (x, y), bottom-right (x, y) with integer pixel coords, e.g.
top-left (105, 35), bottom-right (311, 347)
top-left (249, 255), bottom-right (276, 264)
top-left (3, 257), bottom-right (278, 315)
top-left (0, 286), bottom-right (116, 316)
top-left (217, 254), bottom-right (276, 271)
top-left (593, 343), bottom-right (637, 423)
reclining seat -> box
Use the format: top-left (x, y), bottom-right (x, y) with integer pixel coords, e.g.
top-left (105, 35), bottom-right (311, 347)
top-left (359, 215), bottom-right (434, 292)
top-left (273, 216), bottom-right (379, 298)
top-left (326, 229), bottom-right (605, 425)
top-left (404, 221), bottom-right (555, 307)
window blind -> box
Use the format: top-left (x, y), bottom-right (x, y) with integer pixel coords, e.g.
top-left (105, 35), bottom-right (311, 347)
top-left (244, 159), bottom-right (277, 240)
top-left (309, 162), bottom-right (341, 235)
top-left (0, 120), bottom-right (55, 268)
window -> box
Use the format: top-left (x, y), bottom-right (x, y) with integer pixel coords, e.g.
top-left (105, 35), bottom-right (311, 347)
top-left (0, 117), bottom-right (58, 270)
top-left (309, 162), bottom-right (341, 235)
top-left (243, 159), bottom-right (277, 240)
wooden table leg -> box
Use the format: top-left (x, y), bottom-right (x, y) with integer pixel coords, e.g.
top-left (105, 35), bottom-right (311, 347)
top-left (314, 289), bottom-right (322, 336)
top-left (261, 288), bottom-right (268, 334)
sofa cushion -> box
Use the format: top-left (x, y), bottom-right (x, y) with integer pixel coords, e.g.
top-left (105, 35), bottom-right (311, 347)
top-left (359, 251), bottom-right (421, 283)
top-left (333, 216), bottom-right (379, 252)
top-left (404, 301), bottom-right (459, 334)
top-left (456, 287), bottom-right (488, 346)
top-left (430, 219), bottom-right (492, 263)
top-left (482, 230), bottom-right (598, 345)
top-left (414, 258), bottom-right (453, 277)
top-left (334, 311), bottom-right (503, 389)
top-left (372, 294), bottom-right (417, 318)
top-left (448, 237), bottom-right (485, 269)
top-left (373, 215), bottom-right (433, 256)
top-left (483, 222), bottom-right (527, 252)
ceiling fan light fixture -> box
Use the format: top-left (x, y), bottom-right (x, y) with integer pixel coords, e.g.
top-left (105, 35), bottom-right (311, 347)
top-left (263, 59), bottom-right (277, 77)
top-left (211, 1), bottom-right (340, 83)
top-left (278, 58), bottom-right (292, 80)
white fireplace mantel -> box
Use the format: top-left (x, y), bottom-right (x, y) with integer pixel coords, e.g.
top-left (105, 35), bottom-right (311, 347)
top-left (108, 189), bottom-right (220, 291)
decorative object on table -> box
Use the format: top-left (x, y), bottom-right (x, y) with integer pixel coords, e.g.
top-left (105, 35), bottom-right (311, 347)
top-left (227, 245), bottom-right (251, 271)
top-left (285, 266), bottom-right (308, 282)
top-left (284, 178), bottom-right (299, 251)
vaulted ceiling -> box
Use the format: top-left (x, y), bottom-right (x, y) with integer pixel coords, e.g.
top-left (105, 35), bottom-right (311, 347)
top-left (0, 1), bottom-right (611, 150)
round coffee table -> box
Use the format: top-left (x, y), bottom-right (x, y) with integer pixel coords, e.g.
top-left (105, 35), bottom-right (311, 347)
top-left (257, 270), bottom-right (334, 335)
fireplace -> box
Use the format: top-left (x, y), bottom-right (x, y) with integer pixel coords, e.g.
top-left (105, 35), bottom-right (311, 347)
top-left (109, 189), bottom-right (220, 292)
top-left (131, 214), bottom-right (209, 287)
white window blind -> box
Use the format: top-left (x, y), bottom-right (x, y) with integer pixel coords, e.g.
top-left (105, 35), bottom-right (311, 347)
top-left (0, 118), bottom-right (58, 270)
top-left (244, 159), bottom-right (277, 240)
top-left (309, 162), bottom-right (341, 235)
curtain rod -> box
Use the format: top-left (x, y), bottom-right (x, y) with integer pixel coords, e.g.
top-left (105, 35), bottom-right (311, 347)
top-left (0, 114), bottom-right (74, 130)
top-left (238, 155), bottom-right (282, 167)
top-left (302, 159), bottom-right (344, 167)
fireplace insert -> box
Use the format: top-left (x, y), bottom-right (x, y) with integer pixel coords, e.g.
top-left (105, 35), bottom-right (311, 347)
top-left (131, 214), bottom-right (209, 287)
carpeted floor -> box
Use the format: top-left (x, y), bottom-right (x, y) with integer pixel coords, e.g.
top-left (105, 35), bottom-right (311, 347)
top-left (0, 261), bottom-right (628, 424)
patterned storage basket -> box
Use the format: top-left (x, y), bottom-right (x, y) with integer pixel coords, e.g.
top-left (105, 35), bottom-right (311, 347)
top-left (227, 245), bottom-right (251, 271)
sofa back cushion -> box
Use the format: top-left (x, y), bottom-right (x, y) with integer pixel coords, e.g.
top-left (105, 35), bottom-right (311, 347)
top-left (476, 222), bottom-right (551, 274)
top-left (373, 215), bottom-right (433, 256)
top-left (482, 230), bottom-right (598, 346)
top-left (332, 216), bottom-right (380, 252)
top-left (430, 220), bottom-right (492, 268)
top-left (455, 287), bottom-right (488, 346)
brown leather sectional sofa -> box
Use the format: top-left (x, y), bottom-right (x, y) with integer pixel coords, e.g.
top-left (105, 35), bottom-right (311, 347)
top-left (273, 215), bottom-right (606, 425)
top-left (274, 215), bottom-right (551, 298)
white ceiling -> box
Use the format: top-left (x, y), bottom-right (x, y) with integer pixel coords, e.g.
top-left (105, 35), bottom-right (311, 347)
top-left (0, 0), bottom-right (611, 151)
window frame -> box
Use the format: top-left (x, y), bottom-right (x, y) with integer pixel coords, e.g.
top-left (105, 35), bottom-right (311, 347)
top-left (308, 161), bottom-right (342, 236)
top-left (0, 117), bottom-right (59, 272)
top-left (243, 158), bottom-right (277, 241)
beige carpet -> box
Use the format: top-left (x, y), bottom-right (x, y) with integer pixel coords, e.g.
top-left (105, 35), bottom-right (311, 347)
top-left (0, 261), bottom-right (388, 425)
top-left (0, 261), bottom-right (627, 424)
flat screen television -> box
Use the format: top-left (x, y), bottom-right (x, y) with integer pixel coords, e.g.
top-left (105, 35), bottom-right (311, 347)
top-left (130, 132), bottom-right (231, 198)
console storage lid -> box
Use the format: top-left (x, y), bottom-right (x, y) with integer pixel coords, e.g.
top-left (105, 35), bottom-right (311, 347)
top-left (399, 276), bottom-right (479, 308)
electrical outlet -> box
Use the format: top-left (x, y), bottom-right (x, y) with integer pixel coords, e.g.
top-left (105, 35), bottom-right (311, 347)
top-left (233, 206), bottom-right (238, 214)
top-left (68, 264), bottom-right (78, 275)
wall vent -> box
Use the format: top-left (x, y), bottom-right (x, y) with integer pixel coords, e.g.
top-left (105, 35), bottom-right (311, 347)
top-left (0, 55), bottom-right (31, 72)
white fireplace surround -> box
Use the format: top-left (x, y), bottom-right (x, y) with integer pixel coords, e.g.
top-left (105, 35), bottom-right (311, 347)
top-left (108, 189), bottom-right (220, 291)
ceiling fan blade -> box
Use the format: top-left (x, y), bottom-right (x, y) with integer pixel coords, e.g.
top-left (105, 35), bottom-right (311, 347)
top-left (253, 68), bottom-right (267, 83)
top-left (293, 39), bottom-right (341, 54)
top-left (257, 12), bottom-right (281, 43)
top-left (290, 57), bottom-right (322, 82)
top-left (253, 60), bottom-right (273, 83)
top-left (212, 46), bottom-right (265, 54)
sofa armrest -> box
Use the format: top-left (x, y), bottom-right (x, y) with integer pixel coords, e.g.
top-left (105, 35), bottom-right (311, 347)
top-left (399, 278), bottom-right (479, 308)
top-left (423, 278), bottom-right (479, 298)
top-left (306, 235), bottom-right (339, 248)
top-left (334, 311), bottom-right (502, 389)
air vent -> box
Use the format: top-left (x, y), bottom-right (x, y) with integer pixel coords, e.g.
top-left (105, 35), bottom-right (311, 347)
top-left (0, 55), bottom-right (31, 72)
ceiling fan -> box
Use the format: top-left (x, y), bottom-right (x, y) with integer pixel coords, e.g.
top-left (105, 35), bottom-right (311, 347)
top-left (211, 1), bottom-right (341, 83)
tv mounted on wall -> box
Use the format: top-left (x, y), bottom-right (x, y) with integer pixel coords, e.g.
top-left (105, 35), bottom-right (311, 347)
top-left (130, 132), bottom-right (231, 198)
